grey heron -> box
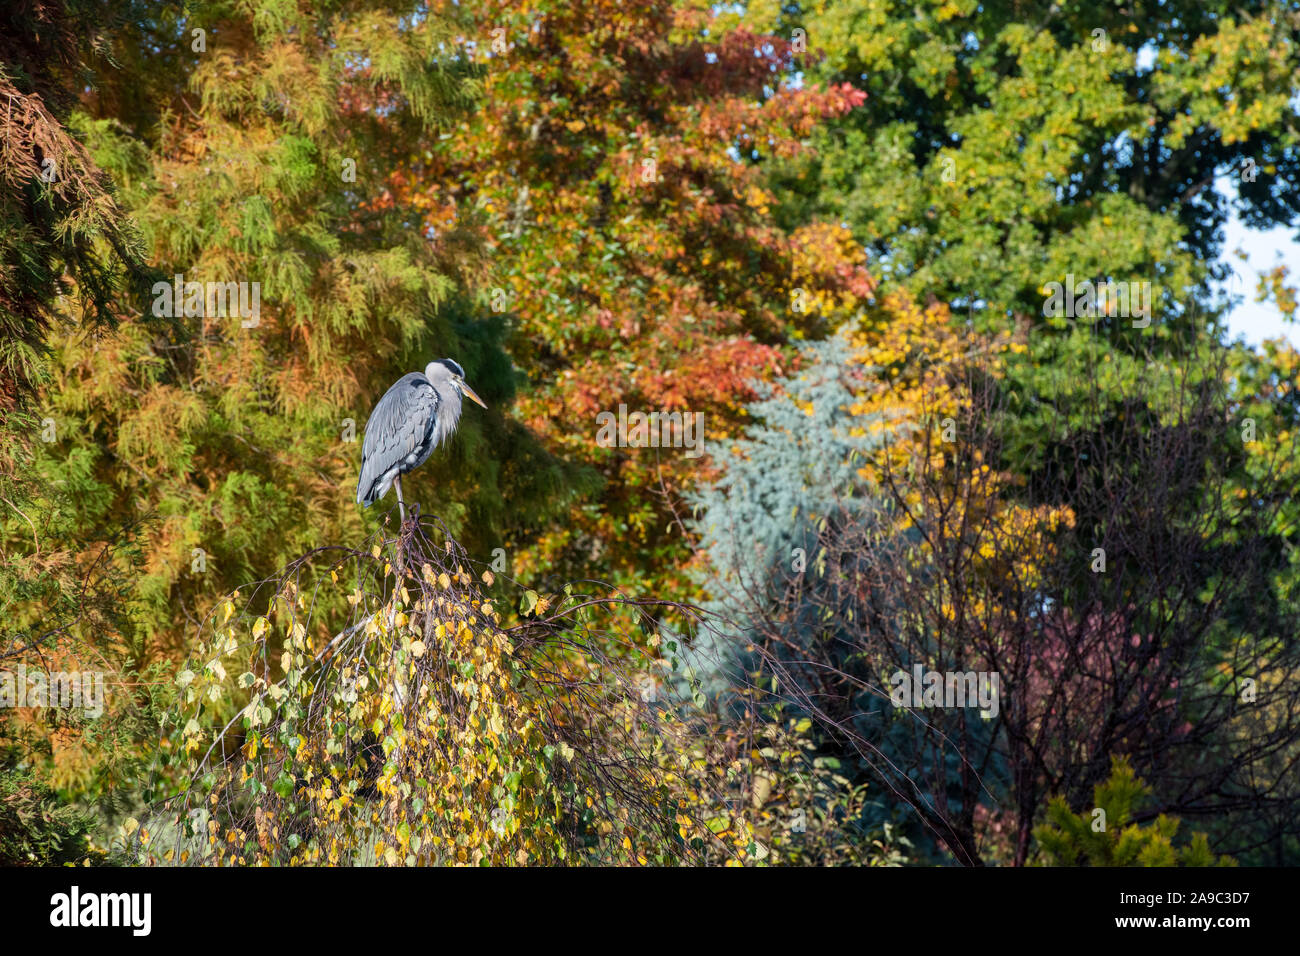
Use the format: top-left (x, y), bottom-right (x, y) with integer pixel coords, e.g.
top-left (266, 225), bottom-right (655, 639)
top-left (355, 358), bottom-right (487, 524)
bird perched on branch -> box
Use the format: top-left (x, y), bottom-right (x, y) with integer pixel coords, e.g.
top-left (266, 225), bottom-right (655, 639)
top-left (355, 358), bottom-right (487, 524)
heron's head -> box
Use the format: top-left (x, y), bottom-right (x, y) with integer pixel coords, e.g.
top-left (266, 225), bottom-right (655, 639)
top-left (425, 358), bottom-right (487, 409)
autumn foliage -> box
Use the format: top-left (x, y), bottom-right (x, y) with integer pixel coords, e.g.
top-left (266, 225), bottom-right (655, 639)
top-left (4, 0), bottom-right (1300, 869)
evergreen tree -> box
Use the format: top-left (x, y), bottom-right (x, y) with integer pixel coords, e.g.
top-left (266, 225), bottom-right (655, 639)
top-left (0, 0), bottom-right (166, 853)
top-left (689, 330), bottom-right (881, 628)
top-left (1035, 757), bottom-right (1236, 867)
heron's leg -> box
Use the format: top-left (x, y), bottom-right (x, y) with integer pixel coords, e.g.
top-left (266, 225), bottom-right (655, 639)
top-left (394, 474), bottom-right (407, 526)
top-left (391, 474), bottom-right (409, 580)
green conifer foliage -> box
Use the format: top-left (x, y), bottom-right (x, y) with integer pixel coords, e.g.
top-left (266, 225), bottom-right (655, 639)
top-left (1035, 757), bottom-right (1236, 866)
top-left (688, 331), bottom-right (882, 624)
top-left (0, 763), bottom-right (99, 865)
top-left (0, 0), bottom-right (171, 840)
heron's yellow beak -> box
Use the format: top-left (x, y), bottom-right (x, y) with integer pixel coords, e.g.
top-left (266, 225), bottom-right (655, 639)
top-left (460, 381), bottom-right (488, 409)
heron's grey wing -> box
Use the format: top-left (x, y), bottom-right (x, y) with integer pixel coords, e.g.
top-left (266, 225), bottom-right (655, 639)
top-left (356, 373), bottom-right (440, 504)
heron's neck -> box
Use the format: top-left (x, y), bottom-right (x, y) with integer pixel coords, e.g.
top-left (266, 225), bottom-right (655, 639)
top-left (433, 388), bottom-right (463, 447)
